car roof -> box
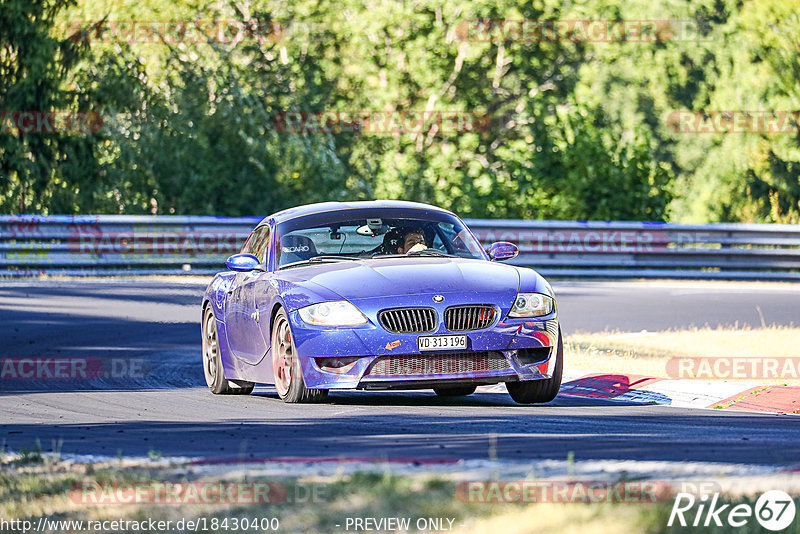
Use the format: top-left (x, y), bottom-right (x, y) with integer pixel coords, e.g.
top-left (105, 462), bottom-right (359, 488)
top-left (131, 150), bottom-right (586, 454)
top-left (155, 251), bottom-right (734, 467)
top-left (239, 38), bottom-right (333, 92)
top-left (261, 200), bottom-right (455, 226)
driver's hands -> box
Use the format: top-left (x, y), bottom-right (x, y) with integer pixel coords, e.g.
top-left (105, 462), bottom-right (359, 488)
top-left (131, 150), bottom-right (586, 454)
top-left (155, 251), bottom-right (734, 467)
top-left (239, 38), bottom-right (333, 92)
top-left (407, 243), bottom-right (428, 254)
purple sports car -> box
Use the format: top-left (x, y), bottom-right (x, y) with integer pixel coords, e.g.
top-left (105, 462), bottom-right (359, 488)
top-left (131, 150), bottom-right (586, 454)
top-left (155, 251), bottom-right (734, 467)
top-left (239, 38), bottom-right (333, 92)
top-left (201, 201), bottom-right (562, 403)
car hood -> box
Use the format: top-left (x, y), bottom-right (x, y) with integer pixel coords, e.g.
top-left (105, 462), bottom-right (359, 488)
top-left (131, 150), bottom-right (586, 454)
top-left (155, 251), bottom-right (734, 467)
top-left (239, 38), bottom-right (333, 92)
top-left (276, 257), bottom-right (521, 303)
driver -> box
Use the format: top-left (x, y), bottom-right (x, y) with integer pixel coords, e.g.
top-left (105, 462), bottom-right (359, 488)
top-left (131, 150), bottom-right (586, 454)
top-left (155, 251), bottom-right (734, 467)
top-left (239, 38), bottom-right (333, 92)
top-left (397, 227), bottom-right (428, 254)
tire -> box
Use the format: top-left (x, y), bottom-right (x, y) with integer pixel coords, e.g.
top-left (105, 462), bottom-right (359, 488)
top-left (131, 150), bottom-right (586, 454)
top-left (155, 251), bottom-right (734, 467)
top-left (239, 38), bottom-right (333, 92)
top-left (271, 309), bottom-right (328, 403)
top-left (506, 327), bottom-right (564, 404)
top-left (202, 306), bottom-right (254, 395)
top-left (433, 385), bottom-right (477, 397)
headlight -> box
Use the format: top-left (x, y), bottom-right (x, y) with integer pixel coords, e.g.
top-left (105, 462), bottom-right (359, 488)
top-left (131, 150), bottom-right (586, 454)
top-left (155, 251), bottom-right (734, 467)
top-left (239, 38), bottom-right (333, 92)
top-left (298, 301), bottom-right (368, 326)
top-left (508, 293), bottom-right (554, 318)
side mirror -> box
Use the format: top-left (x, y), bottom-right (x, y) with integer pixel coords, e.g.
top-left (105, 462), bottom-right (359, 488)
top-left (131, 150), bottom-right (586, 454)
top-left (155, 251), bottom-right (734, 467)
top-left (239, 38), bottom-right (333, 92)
top-left (487, 241), bottom-right (519, 262)
top-left (226, 253), bottom-right (263, 272)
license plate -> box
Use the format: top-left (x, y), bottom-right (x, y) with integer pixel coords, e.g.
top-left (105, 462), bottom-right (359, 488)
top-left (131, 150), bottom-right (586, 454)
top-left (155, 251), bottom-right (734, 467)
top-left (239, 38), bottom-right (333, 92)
top-left (417, 334), bottom-right (467, 351)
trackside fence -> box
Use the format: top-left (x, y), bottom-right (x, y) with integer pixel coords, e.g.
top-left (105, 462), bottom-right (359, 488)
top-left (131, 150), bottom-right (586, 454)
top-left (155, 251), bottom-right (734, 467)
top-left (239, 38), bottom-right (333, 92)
top-left (1, 215), bottom-right (799, 280)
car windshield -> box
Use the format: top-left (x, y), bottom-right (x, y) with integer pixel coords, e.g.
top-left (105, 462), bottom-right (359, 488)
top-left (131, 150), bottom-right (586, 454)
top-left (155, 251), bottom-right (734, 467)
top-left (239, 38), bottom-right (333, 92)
top-left (275, 208), bottom-right (486, 269)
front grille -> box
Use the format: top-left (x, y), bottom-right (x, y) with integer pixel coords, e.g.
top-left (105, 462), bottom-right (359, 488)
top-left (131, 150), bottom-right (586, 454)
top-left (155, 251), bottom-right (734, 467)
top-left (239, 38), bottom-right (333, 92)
top-left (365, 352), bottom-right (511, 377)
top-left (379, 307), bottom-right (436, 333)
top-left (445, 305), bottom-right (497, 331)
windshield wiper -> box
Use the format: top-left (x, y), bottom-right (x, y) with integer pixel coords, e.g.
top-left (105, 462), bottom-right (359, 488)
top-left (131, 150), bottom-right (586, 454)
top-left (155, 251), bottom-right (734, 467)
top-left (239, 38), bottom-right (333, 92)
top-left (407, 249), bottom-right (458, 257)
top-left (369, 250), bottom-right (458, 259)
top-left (279, 255), bottom-right (362, 270)
top-left (309, 255), bottom-right (362, 262)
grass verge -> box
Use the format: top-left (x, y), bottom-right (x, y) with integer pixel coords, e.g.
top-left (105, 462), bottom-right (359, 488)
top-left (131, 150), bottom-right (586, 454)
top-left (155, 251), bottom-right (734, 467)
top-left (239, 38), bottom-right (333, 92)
top-left (1, 459), bottom-right (799, 533)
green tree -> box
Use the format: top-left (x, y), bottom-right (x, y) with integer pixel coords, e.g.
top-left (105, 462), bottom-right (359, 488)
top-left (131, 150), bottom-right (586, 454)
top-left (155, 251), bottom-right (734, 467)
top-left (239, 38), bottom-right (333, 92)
top-left (0, 0), bottom-right (95, 213)
top-left (8, 0), bottom-right (798, 222)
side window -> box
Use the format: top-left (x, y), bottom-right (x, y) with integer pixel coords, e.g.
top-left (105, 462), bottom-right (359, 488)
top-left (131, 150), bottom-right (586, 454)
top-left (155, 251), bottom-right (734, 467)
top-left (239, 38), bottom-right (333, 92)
top-left (438, 222), bottom-right (481, 255)
top-left (241, 226), bottom-right (271, 263)
top-left (433, 223), bottom-right (456, 253)
top-left (430, 231), bottom-right (447, 252)
top-left (251, 226), bottom-right (271, 263)
top-left (241, 232), bottom-right (256, 255)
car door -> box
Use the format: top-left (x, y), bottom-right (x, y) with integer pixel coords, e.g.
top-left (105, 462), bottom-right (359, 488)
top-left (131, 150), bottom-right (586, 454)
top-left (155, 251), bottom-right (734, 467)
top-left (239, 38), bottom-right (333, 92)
top-left (225, 225), bottom-right (271, 363)
top-left (241, 225), bottom-right (273, 364)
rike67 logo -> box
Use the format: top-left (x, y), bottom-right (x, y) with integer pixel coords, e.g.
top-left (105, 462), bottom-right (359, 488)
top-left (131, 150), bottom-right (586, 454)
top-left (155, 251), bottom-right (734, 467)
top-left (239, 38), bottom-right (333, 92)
top-left (669, 490), bottom-right (796, 531)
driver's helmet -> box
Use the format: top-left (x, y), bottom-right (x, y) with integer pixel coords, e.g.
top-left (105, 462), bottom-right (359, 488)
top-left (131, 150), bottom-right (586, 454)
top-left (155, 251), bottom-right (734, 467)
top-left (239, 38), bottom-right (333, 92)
top-left (381, 227), bottom-right (404, 254)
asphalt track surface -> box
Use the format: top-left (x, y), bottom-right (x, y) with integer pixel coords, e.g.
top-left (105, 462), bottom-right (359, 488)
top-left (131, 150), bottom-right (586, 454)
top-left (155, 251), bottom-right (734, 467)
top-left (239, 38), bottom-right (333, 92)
top-left (2, 279), bottom-right (800, 466)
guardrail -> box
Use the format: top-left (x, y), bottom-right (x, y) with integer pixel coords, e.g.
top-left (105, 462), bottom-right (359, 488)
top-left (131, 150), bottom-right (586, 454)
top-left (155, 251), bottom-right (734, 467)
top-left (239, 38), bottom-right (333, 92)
top-left (1, 215), bottom-right (799, 280)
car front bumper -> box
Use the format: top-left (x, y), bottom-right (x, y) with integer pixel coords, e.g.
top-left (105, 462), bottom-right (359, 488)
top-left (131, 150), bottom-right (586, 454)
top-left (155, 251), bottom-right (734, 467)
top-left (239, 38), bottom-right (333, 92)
top-left (288, 310), bottom-right (560, 390)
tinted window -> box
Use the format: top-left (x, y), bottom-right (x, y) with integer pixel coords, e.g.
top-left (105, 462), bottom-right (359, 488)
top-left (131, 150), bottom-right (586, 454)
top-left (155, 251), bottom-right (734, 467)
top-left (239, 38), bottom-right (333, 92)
top-left (275, 208), bottom-right (486, 268)
top-left (242, 225), bottom-right (271, 263)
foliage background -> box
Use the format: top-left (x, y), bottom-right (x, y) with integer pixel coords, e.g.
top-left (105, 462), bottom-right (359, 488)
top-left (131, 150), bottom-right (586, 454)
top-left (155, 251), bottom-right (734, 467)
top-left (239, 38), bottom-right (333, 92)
top-left (1, 0), bottom-right (798, 222)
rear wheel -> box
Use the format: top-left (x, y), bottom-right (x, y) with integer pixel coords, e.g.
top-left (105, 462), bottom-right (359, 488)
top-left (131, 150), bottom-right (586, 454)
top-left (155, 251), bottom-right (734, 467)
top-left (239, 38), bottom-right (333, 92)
top-left (271, 309), bottom-right (328, 403)
top-left (202, 306), bottom-right (254, 395)
top-left (433, 385), bottom-right (477, 397)
top-left (506, 327), bottom-right (563, 404)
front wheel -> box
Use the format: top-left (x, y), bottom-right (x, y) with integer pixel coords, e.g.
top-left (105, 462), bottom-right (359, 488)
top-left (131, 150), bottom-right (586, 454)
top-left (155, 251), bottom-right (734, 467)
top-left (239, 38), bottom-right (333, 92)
top-left (271, 309), bottom-right (328, 403)
top-left (506, 327), bottom-right (563, 404)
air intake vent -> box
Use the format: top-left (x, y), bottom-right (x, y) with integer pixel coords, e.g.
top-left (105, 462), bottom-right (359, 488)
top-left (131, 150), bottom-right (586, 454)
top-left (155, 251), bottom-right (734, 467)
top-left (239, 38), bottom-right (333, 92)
top-left (366, 352), bottom-right (511, 376)
top-left (444, 305), bottom-right (497, 332)
top-left (379, 308), bottom-right (437, 333)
